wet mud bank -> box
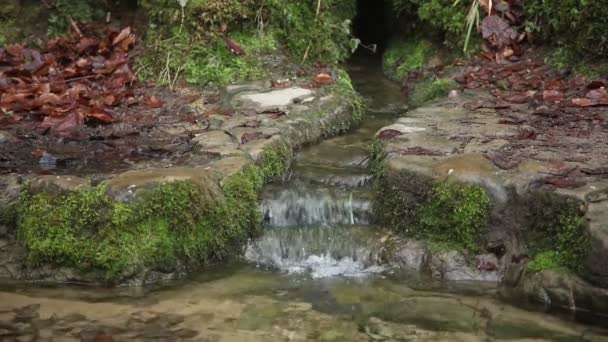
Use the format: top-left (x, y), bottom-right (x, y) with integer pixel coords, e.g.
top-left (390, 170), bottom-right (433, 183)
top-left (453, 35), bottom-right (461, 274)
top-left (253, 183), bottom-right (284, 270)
top-left (0, 79), bottom-right (363, 286)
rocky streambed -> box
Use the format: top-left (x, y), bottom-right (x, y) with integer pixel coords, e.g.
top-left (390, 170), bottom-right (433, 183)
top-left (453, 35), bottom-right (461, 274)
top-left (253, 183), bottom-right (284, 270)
top-left (0, 54), bottom-right (607, 340)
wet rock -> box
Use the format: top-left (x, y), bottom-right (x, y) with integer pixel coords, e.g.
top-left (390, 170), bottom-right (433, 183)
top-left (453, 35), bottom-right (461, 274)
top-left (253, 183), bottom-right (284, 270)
top-left (13, 304), bottom-right (40, 322)
top-left (0, 130), bottom-right (16, 144)
top-left (207, 156), bottom-right (253, 181)
top-left (430, 251), bottom-right (500, 282)
top-left (27, 175), bottom-right (90, 194)
top-left (375, 123), bottom-right (426, 140)
top-left (502, 270), bottom-right (608, 315)
top-left (192, 130), bottom-right (236, 150)
top-left (105, 167), bottom-right (220, 202)
top-left (241, 135), bottom-right (284, 163)
top-left (382, 239), bottom-right (429, 273)
top-left (584, 201), bottom-right (608, 287)
top-left (234, 87), bottom-right (314, 110)
top-left (225, 81), bottom-right (271, 95)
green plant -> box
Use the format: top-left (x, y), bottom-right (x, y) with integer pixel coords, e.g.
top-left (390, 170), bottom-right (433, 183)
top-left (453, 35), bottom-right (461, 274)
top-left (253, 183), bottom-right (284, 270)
top-left (526, 0), bottom-right (608, 60)
top-left (524, 193), bottom-right (590, 274)
top-left (409, 78), bottom-right (458, 107)
top-left (527, 251), bottom-right (565, 273)
top-left (418, 182), bottom-right (491, 252)
top-left (17, 167), bottom-right (265, 280)
top-left (47, 0), bottom-right (103, 37)
top-left (383, 37), bottom-right (435, 81)
top-left (330, 69), bottom-right (366, 122)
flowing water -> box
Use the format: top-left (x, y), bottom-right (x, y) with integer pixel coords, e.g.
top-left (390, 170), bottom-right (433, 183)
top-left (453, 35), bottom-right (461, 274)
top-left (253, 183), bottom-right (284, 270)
top-left (1, 57), bottom-right (607, 341)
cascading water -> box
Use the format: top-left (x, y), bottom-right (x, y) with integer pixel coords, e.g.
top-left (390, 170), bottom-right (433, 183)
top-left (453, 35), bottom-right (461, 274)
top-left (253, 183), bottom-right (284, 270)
top-left (246, 60), bottom-right (408, 278)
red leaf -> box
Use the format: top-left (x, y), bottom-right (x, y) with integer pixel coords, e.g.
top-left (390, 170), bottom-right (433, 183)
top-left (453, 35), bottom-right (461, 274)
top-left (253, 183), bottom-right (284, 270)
top-left (314, 73), bottom-right (334, 85)
top-left (144, 96), bottom-right (162, 108)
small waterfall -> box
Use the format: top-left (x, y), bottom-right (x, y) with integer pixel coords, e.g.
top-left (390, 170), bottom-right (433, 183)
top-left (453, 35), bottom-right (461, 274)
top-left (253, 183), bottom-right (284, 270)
top-left (260, 186), bottom-right (372, 227)
top-left (245, 225), bottom-right (384, 278)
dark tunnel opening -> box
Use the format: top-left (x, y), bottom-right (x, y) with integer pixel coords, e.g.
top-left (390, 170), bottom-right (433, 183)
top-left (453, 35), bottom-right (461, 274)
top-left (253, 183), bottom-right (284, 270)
top-left (352, 0), bottom-right (391, 55)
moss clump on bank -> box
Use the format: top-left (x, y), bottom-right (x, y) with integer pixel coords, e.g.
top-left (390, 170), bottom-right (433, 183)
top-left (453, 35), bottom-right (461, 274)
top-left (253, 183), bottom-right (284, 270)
top-left (331, 70), bottom-right (367, 123)
top-left (524, 192), bottom-right (590, 274)
top-left (383, 38), bottom-right (435, 82)
top-left (259, 139), bottom-right (293, 182)
top-left (409, 78), bottom-right (458, 107)
top-left (418, 182), bottom-right (491, 252)
top-left (373, 165), bottom-right (491, 252)
top-left (17, 166), bottom-right (264, 280)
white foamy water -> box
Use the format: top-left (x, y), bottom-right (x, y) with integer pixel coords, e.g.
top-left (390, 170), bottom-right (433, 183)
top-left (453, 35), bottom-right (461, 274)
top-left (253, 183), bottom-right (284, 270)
top-left (245, 225), bottom-right (385, 278)
top-left (260, 187), bottom-right (372, 227)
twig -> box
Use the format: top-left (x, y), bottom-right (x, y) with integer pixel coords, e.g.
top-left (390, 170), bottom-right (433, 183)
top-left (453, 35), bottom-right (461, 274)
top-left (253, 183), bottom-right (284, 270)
top-left (301, 0), bottom-right (323, 64)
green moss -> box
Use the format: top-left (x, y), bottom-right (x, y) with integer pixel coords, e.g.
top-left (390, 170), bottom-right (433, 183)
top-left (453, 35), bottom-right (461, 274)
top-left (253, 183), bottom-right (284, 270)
top-left (17, 167), bottom-right (265, 280)
top-left (548, 47), bottom-right (608, 79)
top-left (260, 140), bottom-right (293, 181)
top-left (527, 251), bottom-right (566, 273)
top-left (524, 192), bottom-right (590, 274)
top-left (526, 0), bottom-right (608, 60)
top-left (139, 0), bottom-right (359, 86)
top-left (46, 0), bottom-right (103, 37)
top-left (372, 156), bottom-right (491, 253)
top-left (138, 28), bottom-right (278, 87)
top-left (383, 38), bottom-right (435, 81)
top-left (418, 182), bottom-right (491, 252)
top-left (0, 204), bottom-right (17, 228)
top-left (331, 70), bottom-right (367, 123)
top-left (372, 168), bottom-right (434, 234)
top-left (409, 78), bottom-right (457, 107)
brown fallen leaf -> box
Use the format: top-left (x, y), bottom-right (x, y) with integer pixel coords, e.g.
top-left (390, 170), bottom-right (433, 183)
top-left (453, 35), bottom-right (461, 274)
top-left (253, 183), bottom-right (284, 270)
top-left (144, 96), bottom-right (162, 108)
top-left (314, 73), bottom-right (334, 85)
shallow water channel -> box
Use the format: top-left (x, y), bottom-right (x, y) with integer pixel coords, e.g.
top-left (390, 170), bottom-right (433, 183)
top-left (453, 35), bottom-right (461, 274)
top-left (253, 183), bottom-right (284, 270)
top-left (1, 58), bottom-right (607, 341)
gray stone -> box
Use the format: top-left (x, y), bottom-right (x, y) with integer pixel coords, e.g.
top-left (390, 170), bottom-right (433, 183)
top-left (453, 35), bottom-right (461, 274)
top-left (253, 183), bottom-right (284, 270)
top-left (28, 176), bottom-right (90, 194)
top-left (225, 81), bottom-right (271, 95)
top-left (235, 87), bottom-right (314, 110)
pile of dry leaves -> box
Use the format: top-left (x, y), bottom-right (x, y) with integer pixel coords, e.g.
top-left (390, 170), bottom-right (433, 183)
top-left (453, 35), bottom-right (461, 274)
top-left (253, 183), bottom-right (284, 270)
top-left (0, 25), bottom-right (144, 138)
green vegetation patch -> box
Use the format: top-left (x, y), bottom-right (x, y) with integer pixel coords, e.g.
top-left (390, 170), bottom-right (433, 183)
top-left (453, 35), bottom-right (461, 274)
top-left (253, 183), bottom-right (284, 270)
top-left (527, 251), bottom-right (565, 273)
top-left (523, 192), bottom-right (590, 274)
top-left (409, 78), bottom-right (457, 107)
top-left (17, 166), bottom-right (264, 280)
top-left (139, 0), bottom-right (359, 86)
top-left (526, 0), bottom-right (608, 61)
top-left (372, 154), bottom-right (491, 253)
top-left (330, 70), bottom-right (367, 123)
top-left (418, 182), bottom-right (491, 252)
top-left (383, 38), bottom-right (435, 81)
top-left (259, 139), bottom-right (293, 181)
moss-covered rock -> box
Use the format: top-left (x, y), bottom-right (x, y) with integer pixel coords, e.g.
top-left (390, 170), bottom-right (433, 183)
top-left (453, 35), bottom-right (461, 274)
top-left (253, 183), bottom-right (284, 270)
top-left (523, 192), bottom-right (590, 275)
top-left (373, 153), bottom-right (491, 253)
top-left (17, 166), bottom-right (264, 282)
top-left (408, 78), bottom-right (458, 108)
top-left (382, 38), bottom-right (436, 82)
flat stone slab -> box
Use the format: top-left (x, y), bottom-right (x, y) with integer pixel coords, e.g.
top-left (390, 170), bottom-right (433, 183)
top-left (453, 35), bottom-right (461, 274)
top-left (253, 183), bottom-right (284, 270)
top-left (377, 89), bottom-right (608, 289)
top-left (238, 87), bottom-right (314, 109)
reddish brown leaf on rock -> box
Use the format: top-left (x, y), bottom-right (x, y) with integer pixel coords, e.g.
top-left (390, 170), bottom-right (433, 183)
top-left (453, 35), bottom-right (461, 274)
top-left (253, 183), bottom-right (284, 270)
top-left (144, 96), bottom-right (162, 108)
top-left (544, 177), bottom-right (586, 189)
top-left (314, 73), bottom-right (334, 85)
top-left (224, 37), bottom-right (245, 55)
top-left (377, 129), bottom-right (402, 140)
top-left (542, 90), bottom-right (565, 103)
top-left (87, 109), bottom-right (114, 123)
top-left (544, 79), bottom-right (567, 91)
top-left (112, 27), bottom-right (131, 46)
top-left (38, 93), bottom-right (62, 105)
top-left (40, 112), bottom-right (84, 138)
top-left (501, 91), bottom-right (535, 104)
top-left (586, 80), bottom-right (607, 90)
top-left (518, 125), bottom-right (537, 140)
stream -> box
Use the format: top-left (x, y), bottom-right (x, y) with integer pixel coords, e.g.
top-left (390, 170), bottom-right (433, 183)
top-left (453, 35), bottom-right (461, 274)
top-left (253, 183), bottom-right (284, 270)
top-left (1, 57), bottom-right (607, 341)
